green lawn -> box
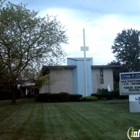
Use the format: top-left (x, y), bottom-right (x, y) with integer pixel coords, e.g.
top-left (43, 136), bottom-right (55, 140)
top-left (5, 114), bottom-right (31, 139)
top-left (0, 98), bottom-right (139, 140)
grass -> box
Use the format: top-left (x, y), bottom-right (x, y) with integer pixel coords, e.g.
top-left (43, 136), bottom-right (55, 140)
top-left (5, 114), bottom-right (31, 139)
top-left (0, 98), bottom-right (140, 140)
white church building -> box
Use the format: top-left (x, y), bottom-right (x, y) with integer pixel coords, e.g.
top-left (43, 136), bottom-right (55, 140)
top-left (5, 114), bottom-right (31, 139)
top-left (39, 57), bottom-right (120, 96)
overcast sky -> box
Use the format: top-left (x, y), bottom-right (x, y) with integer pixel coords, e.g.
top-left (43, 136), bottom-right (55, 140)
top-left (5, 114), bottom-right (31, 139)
top-left (10, 0), bottom-right (140, 65)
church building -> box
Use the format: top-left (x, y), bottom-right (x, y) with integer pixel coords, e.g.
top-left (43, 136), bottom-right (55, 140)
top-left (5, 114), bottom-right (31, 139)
top-left (39, 57), bottom-right (120, 96)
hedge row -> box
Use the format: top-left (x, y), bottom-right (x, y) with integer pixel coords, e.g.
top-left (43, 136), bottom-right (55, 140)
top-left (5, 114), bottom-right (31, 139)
top-left (91, 88), bottom-right (128, 100)
top-left (36, 92), bottom-right (82, 102)
top-left (80, 96), bottom-right (98, 102)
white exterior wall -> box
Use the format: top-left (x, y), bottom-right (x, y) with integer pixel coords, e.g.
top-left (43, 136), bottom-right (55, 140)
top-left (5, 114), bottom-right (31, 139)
top-left (92, 68), bottom-right (114, 93)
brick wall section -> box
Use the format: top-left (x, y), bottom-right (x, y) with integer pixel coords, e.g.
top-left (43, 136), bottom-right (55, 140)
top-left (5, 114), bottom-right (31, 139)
top-left (49, 69), bottom-right (73, 93)
top-left (92, 68), bottom-right (114, 93)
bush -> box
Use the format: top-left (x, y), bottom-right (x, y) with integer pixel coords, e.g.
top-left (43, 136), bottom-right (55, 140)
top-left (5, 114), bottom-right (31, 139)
top-left (97, 88), bottom-right (115, 100)
top-left (97, 88), bottom-right (108, 94)
top-left (48, 93), bottom-right (59, 102)
top-left (111, 89), bottom-right (128, 99)
top-left (117, 95), bottom-right (128, 99)
top-left (70, 94), bottom-right (82, 102)
top-left (80, 96), bottom-right (98, 102)
top-left (36, 93), bottom-right (50, 102)
top-left (0, 90), bottom-right (11, 100)
top-left (106, 93), bottom-right (114, 100)
top-left (97, 88), bottom-right (128, 100)
top-left (58, 92), bottom-right (70, 102)
top-left (36, 92), bottom-right (70, 102)
top-left (91, 93), bottom-right (102, 100)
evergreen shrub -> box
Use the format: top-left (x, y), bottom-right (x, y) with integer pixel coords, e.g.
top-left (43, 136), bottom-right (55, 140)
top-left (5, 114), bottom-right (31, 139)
top-left (97, 88), bottom-right (114, 100)
top-left (48, 93), bottom-right (59, 102)
top-left (70, 94), bottom-right (82, 102)
top-left (58, 92), bottom-right (70, 102)
top-left (91, 93), bottom-right (102, 99)
top-left (36, 93), bottom-right (50, 102)
top-left (80, 96), bottom-right (98, 102)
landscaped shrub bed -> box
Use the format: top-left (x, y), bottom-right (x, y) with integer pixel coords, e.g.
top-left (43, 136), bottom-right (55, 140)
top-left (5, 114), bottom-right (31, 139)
top-left (117, 95), bottom-right (128, 99)
top-left (48, 93), bottom-right (59, 102)
top-left (80, 96), bottom-right (98, 102)
top-left (70, 94), bottom-right (82, 102)
top-left (36, 91), bottom-right (128, 102)
top-left (91, 93), bottom-right (102, 99)
top-left (97, 88), bottom-right (114, 100)
top-left (98, 88), bottom-right (117, 100)
top-left (58, 92), bottom-right (70, 102)
top-left (92, 88), bottom-right (128, 100)
top-left (102, 92), bottom-right (114, 100)
top-left (91, 89), bottom-right (114, 100)
top-left (36, 93), bottom-right (83, 102)
top-left (36, 93), bottom-right (50, 102)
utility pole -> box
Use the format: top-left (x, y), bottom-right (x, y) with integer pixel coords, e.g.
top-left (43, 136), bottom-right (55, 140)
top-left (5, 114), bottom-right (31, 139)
top-left (81, 29), bottom-right (89, 96)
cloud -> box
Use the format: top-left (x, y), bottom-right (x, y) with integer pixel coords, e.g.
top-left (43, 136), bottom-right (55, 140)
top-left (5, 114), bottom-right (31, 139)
top-left (39, 7), bottom-right (140, 65)
top-left (10, 0), bottom-right (140, 16)
top-left (8, 0), bottom-right (140, 65)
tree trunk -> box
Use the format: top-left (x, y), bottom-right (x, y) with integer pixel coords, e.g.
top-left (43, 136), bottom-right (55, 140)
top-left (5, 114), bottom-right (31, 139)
top-left (11, 85), bottom-right (17, 104)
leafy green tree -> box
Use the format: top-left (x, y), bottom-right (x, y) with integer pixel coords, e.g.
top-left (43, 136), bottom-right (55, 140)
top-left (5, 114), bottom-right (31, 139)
top-left (0, 1), bottom-right (68, 103)
top-left (112, 28), bottom-right (140, 72)
top-left (108, 60), bottom-right (121, 83)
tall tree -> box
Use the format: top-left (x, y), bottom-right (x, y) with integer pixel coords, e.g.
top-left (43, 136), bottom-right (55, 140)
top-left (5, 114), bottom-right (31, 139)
top-left (112, 28), bottom-right (140, 72)
top-left (0, 1), bottom-right (68, 104)
top-left (108, 60), bottom-right (121, 83)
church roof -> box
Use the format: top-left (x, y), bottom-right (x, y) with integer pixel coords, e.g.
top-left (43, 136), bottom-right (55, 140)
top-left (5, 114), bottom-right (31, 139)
top-left (67, 57), bottom-right (93, 61)
top-left (43, 65), bottom-right (121, 69)
top-left (43, 65), bottom-right (76, 69)
top-left (91, 65), bottom-right (121, 68)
